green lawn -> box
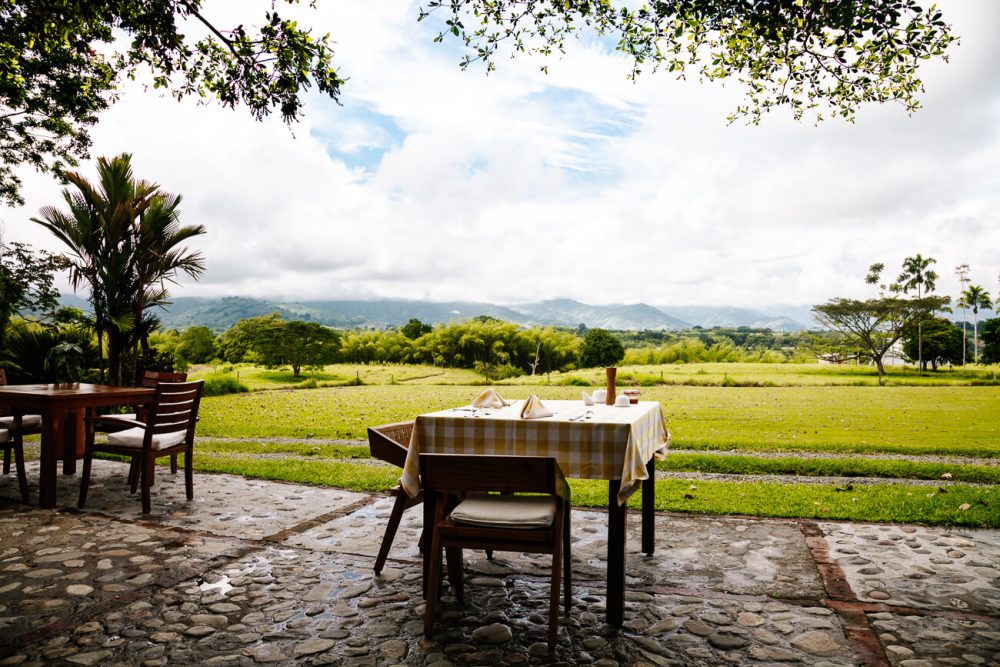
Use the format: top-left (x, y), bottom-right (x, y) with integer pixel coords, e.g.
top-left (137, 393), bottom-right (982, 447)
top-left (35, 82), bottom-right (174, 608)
top-left (514, 362), bottom-right (1000, 387)
top-left (197, 383), bottom-right (1000, 458)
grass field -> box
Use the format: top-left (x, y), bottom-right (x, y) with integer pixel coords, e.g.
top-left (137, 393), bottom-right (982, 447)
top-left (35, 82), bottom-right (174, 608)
top-left (163, 362), bottom-right (1000, 527)
top-left (196, 383), bottom-right (1000, 457)
top-left (191, 361), bottom-right (1000, 390)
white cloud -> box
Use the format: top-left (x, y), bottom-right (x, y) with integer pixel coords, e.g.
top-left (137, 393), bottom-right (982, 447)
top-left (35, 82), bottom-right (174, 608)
top-left (3, 0), bottom-right (999, 310)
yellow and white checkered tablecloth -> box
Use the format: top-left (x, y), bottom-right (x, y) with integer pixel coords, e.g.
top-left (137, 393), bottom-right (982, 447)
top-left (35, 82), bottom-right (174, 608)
top-left (400, 399), bottom-right (670, 505)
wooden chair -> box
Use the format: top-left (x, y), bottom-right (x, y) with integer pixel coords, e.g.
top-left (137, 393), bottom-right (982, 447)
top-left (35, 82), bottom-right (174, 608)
top-left (0, 427), bottom-right (29, 502)
top-left (94, 370), bottom-right (188, 483)
top-left (0, 368), bottom-right (42, 478)
top-left (79, 380), bottom-right (204, 514)
top-left (420, 454), bottom-right (572, 652)
top-left (367, 421), bottom-right (422, 574)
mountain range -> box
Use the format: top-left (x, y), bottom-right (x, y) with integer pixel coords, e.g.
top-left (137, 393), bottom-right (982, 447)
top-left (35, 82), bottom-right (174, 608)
top-left (64, 296), bottom-right (813, 332)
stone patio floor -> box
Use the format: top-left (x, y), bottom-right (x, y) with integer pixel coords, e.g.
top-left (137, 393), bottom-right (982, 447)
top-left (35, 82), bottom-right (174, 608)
top-left (0, 461), bottom-right (997, 666)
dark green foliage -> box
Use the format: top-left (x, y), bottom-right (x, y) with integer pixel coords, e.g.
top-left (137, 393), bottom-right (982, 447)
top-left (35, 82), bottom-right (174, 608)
top-left (202, 373), bottom-right (250, 396)
top-left (401, 318), bottom-right (432, 339)
top-left (579, 329), bottom-right (625, 369)
top-left (218, 314), bottom-right (281, 363)
top-left (1, 322), bottom-right (99, 383)
top-left (253, 319), bottom-right (341, 378)
top-left (0, 240), bottom-right (63, 350)
top-left (902, 317), bottom-right (964, 370)
top-left (177, 325), bottom-right (217, 364)
top-left (1, 1), bottom-right (342, 206)
top-left (981, 318), bottom-right (1000, 365)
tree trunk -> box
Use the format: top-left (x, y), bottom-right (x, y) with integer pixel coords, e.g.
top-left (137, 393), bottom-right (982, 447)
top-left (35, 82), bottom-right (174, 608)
top-left (874, 355), bottom-right (886, 386)
top-left (973, 313), bottom-right (979, 363)
top-left (292, 364), bottom-right (301, 377)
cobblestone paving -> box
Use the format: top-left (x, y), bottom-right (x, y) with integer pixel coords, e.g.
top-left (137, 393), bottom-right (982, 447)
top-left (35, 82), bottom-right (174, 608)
top-left (0, 462), bottom-right (997, 666)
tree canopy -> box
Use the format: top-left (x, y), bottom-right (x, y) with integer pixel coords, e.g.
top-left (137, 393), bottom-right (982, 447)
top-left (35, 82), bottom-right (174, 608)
top-left (2, 0), bottom-right (955, 205)
top-left (901, 316), bottom-right (963, 371)
top-left (579, 328), bottom-right (625, 369)
top-left (424, 0), bottom-right (955, 123)
top-left (980, 318), bottom-right (1000, 365)
top-left (1, 0), bottom-right (342, 206)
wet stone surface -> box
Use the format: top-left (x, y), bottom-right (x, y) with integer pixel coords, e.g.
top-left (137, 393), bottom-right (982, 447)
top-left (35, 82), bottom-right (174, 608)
top-left (29, 460), bottom-right (369, 540)
top-left (0, 466), bottom-right (998, 665)
top-left (869, 611), bottom-right (1000, 666)
top-left (821, 522), bottom-right (1000, 614)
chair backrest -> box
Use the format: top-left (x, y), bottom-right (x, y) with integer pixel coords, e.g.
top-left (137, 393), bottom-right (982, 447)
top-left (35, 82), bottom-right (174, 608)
top-left (136, 371), bottom-right (188, 420)
top-left (145, 381), bottom-right (205, 439)
top-left (141, 370), bottom-right (187, 388)
top-left (420, 454), bottom-right (568, 499)
top-left (0, 368), bottom-right (9, 415)
top-left (368, 421), bottom-right (414, 469)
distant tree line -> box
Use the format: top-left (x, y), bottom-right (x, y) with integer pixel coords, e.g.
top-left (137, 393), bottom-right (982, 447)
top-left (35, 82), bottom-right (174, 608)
top-left (143, 316), bottom-right (813, 380)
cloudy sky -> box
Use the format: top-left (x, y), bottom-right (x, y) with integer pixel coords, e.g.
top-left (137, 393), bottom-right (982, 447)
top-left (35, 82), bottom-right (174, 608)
top-left (4, 0), bottom-right (999, 309)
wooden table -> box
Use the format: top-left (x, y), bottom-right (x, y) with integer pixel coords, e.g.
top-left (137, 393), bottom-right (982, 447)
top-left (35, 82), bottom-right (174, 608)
top-left (0, 383), bottom-right (154, 508)
top-left (400, 399), bottom-right (670, 627)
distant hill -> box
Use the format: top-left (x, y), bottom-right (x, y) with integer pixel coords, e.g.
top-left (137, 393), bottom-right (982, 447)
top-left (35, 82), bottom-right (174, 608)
top-left (55, 295), bottom-right (827, 332)
top-left (657, 305), bottom-right (808, 332)
top-left (513, 299), bottom-right (691, 330)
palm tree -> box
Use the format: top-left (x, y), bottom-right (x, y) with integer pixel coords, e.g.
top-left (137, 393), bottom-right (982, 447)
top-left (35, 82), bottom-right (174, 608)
top-left (958, 285), bottom-right (993, 364)
top-left (896, 254), bottom-right (938, 371)
top-left (32, 154), bottom-right (206, 385)
top-left (954, 264), bottom-right (970, 365)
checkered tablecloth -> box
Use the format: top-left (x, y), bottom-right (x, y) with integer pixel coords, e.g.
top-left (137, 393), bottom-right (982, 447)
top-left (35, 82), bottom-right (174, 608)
top-left (400, 399), bottom-right (670, 505)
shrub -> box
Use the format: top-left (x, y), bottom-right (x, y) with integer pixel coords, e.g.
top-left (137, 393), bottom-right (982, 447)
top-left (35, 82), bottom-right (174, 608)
top-left (296, 378), bottom-right (319, 389)
top-left (203, 373), bottom-right (249, 396)
top-left (558, 376), bottom-right (590, 386)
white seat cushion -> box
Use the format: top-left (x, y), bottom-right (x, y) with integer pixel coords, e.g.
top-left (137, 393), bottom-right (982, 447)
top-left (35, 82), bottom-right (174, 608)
top-left (0, 429), bottom-right (9, 444)
top-left (0, 414), bottom-right (42, 428)
top-left (107, 427), bottom-right (186, 451)
top-left (450, 495), bottom-right (557, 529)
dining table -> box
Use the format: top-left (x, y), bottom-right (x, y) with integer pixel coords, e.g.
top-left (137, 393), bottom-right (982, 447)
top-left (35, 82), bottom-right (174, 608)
top-left (400, 398), bottom-right (670, 627)
top-left (0, 383), bottom-right (154, 508)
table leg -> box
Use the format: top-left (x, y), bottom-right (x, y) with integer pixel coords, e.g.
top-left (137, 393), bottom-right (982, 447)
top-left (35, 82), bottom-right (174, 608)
top-left (422, 492), bottom-right (437, 599)
top-left (642, 458), bottom-right (655, 556)
top-left (62, 408), bottom-right (84, 475)
top-left (39, 406), bottom-right (63, 508)
top-left (607, 479), bottom-right (626, 628)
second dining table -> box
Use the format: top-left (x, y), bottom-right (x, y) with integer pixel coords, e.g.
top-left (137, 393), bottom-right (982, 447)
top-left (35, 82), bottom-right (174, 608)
top-left (0, 383), bottom-right (155, 508)
top-left (400, 398), bottom-right (670, 627)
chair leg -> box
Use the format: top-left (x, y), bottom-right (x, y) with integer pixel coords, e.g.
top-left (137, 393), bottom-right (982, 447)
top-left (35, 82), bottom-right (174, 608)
top-left (563, 504), bottom-right (572, 613)
top-left (184, 449), bottom-right (193, 500)
top-left (445, 547), bottom-right (464, 603)
top-left (128, 459), bottom-right (139, 493)
top-left (3, 447), bottom-right (10, 475)
top-left (375, 490), bottom-right (408, 575)
top-left (170, 453), bottom-right (178, 474)
top-left (78, 433), bottom-right (95, 509)
top-left (140, 454), bottom-right (154, 514)
top-left (12, 444), bottom-right (29, 503)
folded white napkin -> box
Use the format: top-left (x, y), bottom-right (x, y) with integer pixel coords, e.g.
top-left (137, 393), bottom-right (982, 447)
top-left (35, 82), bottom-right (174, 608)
top-left (581, 391), bottom-right (594, 406)
top-left (520, 394), bottom-right (553, 419)
top-left (472, 388), bottom-right (509, 409)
